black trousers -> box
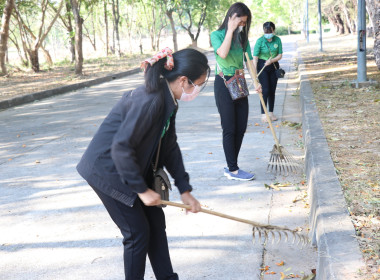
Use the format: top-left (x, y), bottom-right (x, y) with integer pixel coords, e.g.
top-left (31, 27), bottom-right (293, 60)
top-left (257, 59), bottom-right (279, 114)
top-left (92, 187), bottom-right (179, 280)
top-left (214, 75), bottom-right (249, 172)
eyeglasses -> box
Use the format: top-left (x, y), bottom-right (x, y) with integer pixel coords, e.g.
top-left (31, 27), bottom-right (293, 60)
top-left (188, 78), bottom-right (208, 92)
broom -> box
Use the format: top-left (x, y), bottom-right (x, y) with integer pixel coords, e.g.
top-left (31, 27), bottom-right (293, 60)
top-left (244, 52), bottom-right (302, 176)
top-left (161, 200), bottom-right (309, 246)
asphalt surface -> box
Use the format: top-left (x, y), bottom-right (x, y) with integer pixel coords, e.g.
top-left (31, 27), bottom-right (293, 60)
top-left (0, 37), bottom-right (363, 279)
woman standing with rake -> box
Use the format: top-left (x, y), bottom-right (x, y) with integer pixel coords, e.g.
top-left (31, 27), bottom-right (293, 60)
top-left (211, 2), bottom-right (261, 181)
top-left (253, 21), bottom-right (283, 123)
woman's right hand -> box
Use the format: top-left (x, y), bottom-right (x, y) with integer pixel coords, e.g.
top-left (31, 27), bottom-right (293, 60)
top-left (228, 13), bottom-right (241, 32)
top-left (138, 188), bottom-right (161, 206)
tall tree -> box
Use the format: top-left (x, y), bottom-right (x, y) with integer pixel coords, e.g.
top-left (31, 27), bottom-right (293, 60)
top-left (111, 0), bottom-right (121, 57)
top-left (104, 0), bottom-right (109, 55)
top-left (13, 0), bottom-right (64, 72)
top-left (70, 0), bottom-right (83, 75)
top-left (163, 0), bottom-right (178, 51)
top-left (139, 0), bottom-right (167, 51)
top-left (177, 0), bottom-right (209, 48)
top-left (53, 0), bottom-right (76, 63)
top-left (0, 0), bottom-right (14, 76)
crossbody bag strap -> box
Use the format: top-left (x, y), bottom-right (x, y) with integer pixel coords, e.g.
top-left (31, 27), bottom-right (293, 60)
top-left (216, 61), bottom-right (227, 83)
top-left (153, 137), bottom-right (162, 173)
top-left (265, 42), bottom-right (278, 70)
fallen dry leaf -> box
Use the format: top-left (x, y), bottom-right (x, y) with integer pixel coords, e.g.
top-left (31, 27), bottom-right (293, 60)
top-left (265, 183), bottom-right (280, 191)
top-left (260, 265), bottom-right (269, 271)
top-left (276, 261), bottom-right (285, 266)
top-left (280, 272), bottom-right (286, 280)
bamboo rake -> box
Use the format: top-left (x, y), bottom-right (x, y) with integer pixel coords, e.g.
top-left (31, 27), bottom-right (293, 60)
top-left (244, 53), bottom-right (302, 175)
top-left (160, 200), bottom-right (309, 246)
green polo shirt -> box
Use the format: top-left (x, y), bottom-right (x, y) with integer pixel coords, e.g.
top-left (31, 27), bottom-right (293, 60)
top-left (210, 29), bottom-right (253, 76)
top-left (253, 35), bottom-right (283, 61)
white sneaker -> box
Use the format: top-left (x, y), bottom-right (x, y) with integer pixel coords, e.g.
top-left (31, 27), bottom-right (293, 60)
top-left (269, 112), bottom-right (278, 121)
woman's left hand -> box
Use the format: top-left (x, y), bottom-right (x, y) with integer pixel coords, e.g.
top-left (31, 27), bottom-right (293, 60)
top-left (264, 58), bottom-right (272, 67)
top-left (181, 191), bottom-right (201, 213)
top-left (255, 83), bottom-right (262, 93)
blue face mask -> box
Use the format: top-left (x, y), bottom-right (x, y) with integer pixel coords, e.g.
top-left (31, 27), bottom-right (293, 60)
top-left (264, 33), bottom-right (274, 39)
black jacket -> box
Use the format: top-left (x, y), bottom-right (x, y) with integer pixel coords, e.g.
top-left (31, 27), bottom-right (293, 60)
top-left (76, 82), bottom-right (192, 207)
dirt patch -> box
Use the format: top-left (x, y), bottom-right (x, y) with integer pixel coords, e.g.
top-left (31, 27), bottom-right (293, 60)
top-left (298, 34), bottom-right (379, 280)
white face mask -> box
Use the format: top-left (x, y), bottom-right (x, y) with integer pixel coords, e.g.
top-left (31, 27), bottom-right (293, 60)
top-left (238, 26), bottom-right (244, 33)
top-left (180, 82), bottom-right (201, 101)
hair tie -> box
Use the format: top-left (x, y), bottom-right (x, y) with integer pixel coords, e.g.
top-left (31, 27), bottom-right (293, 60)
top-left (140, 47), bottom-right (174, 72)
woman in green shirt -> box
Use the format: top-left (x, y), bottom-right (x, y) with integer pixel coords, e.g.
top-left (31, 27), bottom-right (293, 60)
top-left (253, 21), bottom-right (283, 122)
top-left (210, 2), bottom-right (260, 181)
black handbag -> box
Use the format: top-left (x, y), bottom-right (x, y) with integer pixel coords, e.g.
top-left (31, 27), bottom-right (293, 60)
top-left (152, 136), bottom-right (171, 208)
top-left (275, 67), bottom-right (285, 78)
top-left (265, 43), bottom-right (285, 78)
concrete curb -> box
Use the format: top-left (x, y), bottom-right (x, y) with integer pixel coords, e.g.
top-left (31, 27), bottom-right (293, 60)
top-left (298, 51), bottom-right (365, 279)
top-left (0, 50), bottom-right (215, 111)
top-left (0, 68), bottom-right (141, 110)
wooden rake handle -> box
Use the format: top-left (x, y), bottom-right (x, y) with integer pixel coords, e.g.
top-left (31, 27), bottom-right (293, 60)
top-left (160, 200), bottom-right (268, 228)
top-left (244, 52), bottom-right (281, 149)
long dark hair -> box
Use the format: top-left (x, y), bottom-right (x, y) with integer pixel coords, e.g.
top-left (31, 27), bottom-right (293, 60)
top-left (218, 2), bottom-right (252, 51)
top-left (144, 48), bottom-right (210, 93)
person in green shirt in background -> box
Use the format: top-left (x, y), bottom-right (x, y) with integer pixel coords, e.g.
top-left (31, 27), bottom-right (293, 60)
top-left (253, 21), bottom-right (283, 123)
top-left (210, 2), bottom-right (261, 181)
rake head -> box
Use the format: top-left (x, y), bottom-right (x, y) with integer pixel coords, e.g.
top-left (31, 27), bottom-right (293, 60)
top-left (267, 144), bottom-right (303, 176)
top-left (252, 225), bottom-right (309, 247)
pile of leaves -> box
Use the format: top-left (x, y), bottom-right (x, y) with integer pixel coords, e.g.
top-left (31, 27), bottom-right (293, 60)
top-left (298, 34), bottom-right (379, 280)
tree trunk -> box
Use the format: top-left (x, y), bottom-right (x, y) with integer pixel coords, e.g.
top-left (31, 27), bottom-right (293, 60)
top-left (166, 10), bottom-right (178, 52)
top-left (366, 0), bottom-right (380, 69)
top-left (104, 1), bottom-right (109, 55)
top-left (335, 14), bottom-right (345, 34)
top-left (112, 0), bottom-right (121, 57)
top-left (13, 14), bottom-right (30, 66)
top-left (64, 0), bottom-right (75, 63)
top-left (0, 0), bottom-right (15, 76)
top-left (70, 0), bottom-right (83, 75)
top-left (28, 49), bottom-right (39, 72)
top-left (341, 1), bottom-right (353, 33)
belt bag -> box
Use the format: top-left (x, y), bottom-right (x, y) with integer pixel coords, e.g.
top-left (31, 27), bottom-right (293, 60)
top-left (218, 68), bottom-right (249, 101)
top-left (152, 136), bottom-right (171, 208)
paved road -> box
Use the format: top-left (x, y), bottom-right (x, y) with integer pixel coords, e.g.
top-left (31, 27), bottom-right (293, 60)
top-left (0, 37), bottom-right (316, 280)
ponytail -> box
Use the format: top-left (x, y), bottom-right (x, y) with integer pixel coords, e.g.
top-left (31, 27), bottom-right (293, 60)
top-left (144, 58), bottom-right (167, 93)
top-left (144, 48), bottom-right (210, 93)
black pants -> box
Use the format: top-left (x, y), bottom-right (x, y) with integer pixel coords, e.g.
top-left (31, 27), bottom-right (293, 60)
top-left (257, 59), bottom-right (279, 114)
top-left (92, 187), bottom-right (179, 280)
top-left (214, 75), bottom-right (249, 172)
